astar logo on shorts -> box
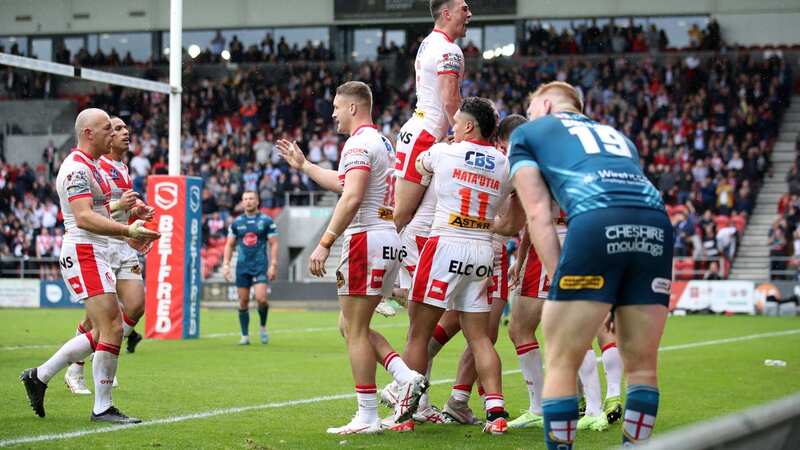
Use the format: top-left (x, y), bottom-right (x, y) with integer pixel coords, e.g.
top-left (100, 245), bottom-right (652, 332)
top-left (131, 264), bottom-right (142, 275)
top-left (154, 182), bottom-right (179, 210)
top-left (559, 275), bottom-right (605, 290)
top-left (651, 277), bottom-right (671, 295)
top-left (448, 213), bottom-right (490, 230)
top-left (243, 232), bottom-right (258, 247)
top-left (377, 207), bottom-right (394, 221)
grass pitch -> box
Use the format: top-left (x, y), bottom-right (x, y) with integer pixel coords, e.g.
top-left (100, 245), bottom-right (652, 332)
top-left (1, 309), bottom-right (799, 449)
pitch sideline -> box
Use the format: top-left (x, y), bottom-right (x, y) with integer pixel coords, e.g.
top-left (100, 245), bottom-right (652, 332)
top-left (1, 328), bottom-right (798, 447)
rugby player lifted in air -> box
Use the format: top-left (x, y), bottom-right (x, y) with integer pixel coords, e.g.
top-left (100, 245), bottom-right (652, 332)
top-left (223, 191), bottom-right (279, 345)
top-left (277, 81), bottom-right (426, 435)
top-left (21, 108), bottom-right (159, 424)
top-left (508, 81), bottom-right (673, 449)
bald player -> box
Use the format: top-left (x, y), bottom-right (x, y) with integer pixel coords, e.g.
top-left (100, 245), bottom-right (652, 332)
top-left (21, 108), bottom-right (159, 424)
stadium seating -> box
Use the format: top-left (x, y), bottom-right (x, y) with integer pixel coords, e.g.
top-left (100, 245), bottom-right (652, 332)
top-left (0, 35), bottom-right (792, 280)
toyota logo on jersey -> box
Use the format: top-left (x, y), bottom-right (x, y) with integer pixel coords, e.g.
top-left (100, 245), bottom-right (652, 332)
top-left (243, 232), bottom-right (258, 247)
top-left (154, 182), bottom-right (179, 210)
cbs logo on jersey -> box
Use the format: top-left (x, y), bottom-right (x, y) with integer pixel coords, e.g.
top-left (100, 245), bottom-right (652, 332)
top-left (464, 151), bottom-right (495, 171)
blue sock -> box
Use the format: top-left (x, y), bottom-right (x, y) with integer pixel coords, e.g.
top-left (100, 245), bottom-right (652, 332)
top-left (542, 396), bottom-right (579, 450)
top-left (257, 304), bottom-right (269, 328)
top-left (238, 309), bottom-right (250, 336)
top-left (622, 385), bottom-right (659, 444)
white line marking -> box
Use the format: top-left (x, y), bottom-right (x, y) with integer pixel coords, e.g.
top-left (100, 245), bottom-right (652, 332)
top-left (2, 328), bottom-right (798, 447)
top-left (0, 324), bottom-right (407, 351)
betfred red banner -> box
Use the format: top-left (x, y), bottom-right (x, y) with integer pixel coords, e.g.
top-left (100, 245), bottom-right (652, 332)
top-left (145, 176), bottom-right (203, 339)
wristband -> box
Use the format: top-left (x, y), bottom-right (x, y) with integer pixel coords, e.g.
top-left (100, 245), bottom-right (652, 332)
top-left (319, 229), bottom-right (337, 249)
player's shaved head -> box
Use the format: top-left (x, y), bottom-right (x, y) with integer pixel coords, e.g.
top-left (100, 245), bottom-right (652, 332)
top-left (529, 81), bottom-right (584, 114)
top-left (74, 107), bottom-right (114, 156)
top-left (74, 108), bottom-right (109, 140)
top-left (336, 81), bottom-right (373, 110)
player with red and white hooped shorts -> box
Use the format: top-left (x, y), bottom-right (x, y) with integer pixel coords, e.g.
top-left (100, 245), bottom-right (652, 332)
top-left (406, 98), bottom-right (511, 433)
top-left (395, 27), bottom-right (465, 291)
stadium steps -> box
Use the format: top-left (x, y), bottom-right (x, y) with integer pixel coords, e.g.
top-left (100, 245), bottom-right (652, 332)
top-left (730, 95), bottom-right (800, 281)
top-left (0, 99), bottom-right (75, 134)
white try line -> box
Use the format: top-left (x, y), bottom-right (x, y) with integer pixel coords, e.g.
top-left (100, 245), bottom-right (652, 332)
top-left (0, 323), bottom-right (407, 351)
top-left (1, 328), bottom-right (798, 448)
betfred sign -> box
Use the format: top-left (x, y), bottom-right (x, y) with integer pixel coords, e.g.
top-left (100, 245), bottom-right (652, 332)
top-left (145, 176), bottom-right (203, 339)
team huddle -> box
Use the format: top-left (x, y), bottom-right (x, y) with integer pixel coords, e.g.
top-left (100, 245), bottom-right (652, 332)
top-left (277, 1), bottom-right (673, 448)
top-left (20, 0), bottom-right (672, 448)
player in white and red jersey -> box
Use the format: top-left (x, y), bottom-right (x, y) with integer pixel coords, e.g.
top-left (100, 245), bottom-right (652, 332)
top-left (393, 0), bottom-right (471, 298)
top-left (64, 116), bottom-right (155, 395)
top-left (382, 114), bottom-right (518, 426)
top-left (20, 108), bottom-right (159, 424)
top-left (276, 82), bottom-right (426, 435)
top-left (406, 97), bottom-right (511, 434)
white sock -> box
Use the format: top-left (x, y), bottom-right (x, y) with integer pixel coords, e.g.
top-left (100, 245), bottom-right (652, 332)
top-left (383, 352), bottom-right (415, 385)
top-left (451, 384), bottom-right (471, 403)
top-left (516, 341), bottom-right (544, 415)
top-left (121, 311), bottom-right (137, 338)
top-left (355, 385), bottom-right (378, 423)
top-left (578, 349), bottom-right (603, 417)
top-left (484, 393), bottom-right (505, 413)
top-left (92, 343), bottom-right (120, 414)
top-left (37, 331), bottom-right (95, 384)
top-left (602, 344), bottom-right (623, 399)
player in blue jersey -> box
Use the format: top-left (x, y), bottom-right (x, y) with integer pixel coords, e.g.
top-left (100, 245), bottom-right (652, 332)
top-left (506, 81), bottom-right (672, 449)
top-left (223, 191), bottom-right (279, 345)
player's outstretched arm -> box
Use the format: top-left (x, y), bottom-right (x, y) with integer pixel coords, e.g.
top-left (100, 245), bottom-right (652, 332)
top-left (72, 197), bottom-right (159, 241)
top-left (309, 169), bottom-right (369, 277)
top-left (276, 139), bottom-right (342, 193)
top-left (512, 166), bottom-right (560, 279)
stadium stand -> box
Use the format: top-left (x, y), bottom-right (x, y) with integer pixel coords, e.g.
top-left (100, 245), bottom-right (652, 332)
top-left (0, 20), bottom-right (794, 282)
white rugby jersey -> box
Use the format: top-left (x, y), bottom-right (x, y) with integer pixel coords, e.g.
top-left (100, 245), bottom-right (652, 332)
top-left (56, 148), bottom-right (112, 246)
top-left (412, 29), bottom-right (465, 140)
top-left (98, 155), bottom-right (134, 227)
top-left (337, 124), bottom-right (397, 235)
top-left (419, 140), bottom-right (511, 241)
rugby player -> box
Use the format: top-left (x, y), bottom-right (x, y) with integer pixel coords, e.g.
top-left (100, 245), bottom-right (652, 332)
top-left (393, 0), bottom-right (470, 298)
top-left (508, 81), bottom-right (673, 448)
top-left (223, 191), bottom-right (279, 345)
top-left (64, 115), bottom-right (154, 394)
top-left (383, 114), bottom-right (522, 426)
top-left (276, 81), bottom-right (426, 434)
top-left (21, 108), bottom-right (159, 423)
top-left (410, 97), bottom-right (511, 434)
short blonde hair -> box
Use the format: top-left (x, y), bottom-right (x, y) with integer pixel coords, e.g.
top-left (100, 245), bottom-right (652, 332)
top-left (336, 81), bottom-right (373, 110)
top-left (530, 81), bottom-right (584, 113)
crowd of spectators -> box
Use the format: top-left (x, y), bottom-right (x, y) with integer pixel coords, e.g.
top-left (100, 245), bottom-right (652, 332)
top-left (0, 29), bottom-right (794, 280)
top-left (514, 17), bottom-right (721, 57)
top-left (773, 137), bottom-right (800, 279)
